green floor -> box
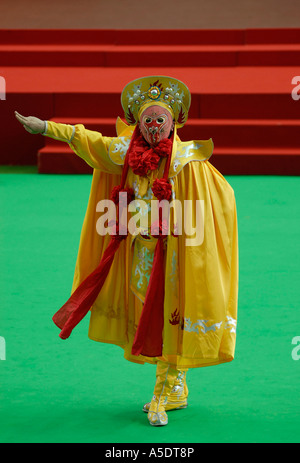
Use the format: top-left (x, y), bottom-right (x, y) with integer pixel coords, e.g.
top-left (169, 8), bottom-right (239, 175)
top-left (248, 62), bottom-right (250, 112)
top-left (0, 167), bottom-right (299, 443)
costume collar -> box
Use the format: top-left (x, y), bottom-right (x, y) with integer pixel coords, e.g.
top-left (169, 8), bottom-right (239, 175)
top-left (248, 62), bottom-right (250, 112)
top-left (108, 118), bottom-right (213, 177)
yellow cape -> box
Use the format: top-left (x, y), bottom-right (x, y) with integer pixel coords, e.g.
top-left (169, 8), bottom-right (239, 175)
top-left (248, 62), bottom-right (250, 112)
top-left (45, 118), bottom-right (238, 369)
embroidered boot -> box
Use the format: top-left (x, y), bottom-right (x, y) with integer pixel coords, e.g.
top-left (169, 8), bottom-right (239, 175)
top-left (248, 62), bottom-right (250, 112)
top-left (165, 369), bottom-right (188, 410)
top-left (143, 369), bottom-right (188, 413)
top-left (147, 361), bottom-right (178, 426)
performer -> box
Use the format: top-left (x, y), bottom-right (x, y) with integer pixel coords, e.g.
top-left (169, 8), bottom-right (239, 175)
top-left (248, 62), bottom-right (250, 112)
top-left (15, 75), bottom-right (238, 427)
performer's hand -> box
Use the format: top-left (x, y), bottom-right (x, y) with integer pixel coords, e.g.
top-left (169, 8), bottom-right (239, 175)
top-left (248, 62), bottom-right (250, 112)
top-left (14, 111), bottom-right (45, 134)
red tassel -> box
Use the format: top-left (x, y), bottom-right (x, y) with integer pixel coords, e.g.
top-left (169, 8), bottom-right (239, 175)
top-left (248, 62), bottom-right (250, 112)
top-left (131, 237), bottom-right (165, 357)
top-left (52, 232), bottom-right (122, 339)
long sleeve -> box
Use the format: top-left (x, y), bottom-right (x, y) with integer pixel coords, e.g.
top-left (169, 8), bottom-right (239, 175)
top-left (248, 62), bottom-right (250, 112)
top-left (43, 121), bottom-right (122, 174)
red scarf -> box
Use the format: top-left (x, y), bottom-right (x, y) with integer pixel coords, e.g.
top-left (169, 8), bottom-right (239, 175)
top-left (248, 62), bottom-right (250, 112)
top-left (52, 126), bottom-right (173, 358)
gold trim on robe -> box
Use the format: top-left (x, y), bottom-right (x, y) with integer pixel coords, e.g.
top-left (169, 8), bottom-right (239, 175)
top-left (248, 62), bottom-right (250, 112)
top-left (43, 118), bottom-right (238, 369)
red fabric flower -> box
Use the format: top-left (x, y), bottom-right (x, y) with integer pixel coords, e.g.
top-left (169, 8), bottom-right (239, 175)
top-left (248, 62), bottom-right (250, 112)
top-left (128, 136), bottom-right (172, 177)
top-left (152, 178), bottom-right (172, 201)
top-left (128, 147), bottom-right (160, 176)
top-left (139, 149), bottom-right (160, 173)
top-left (110, 186), bottom-right (134, 206)
top-left (153, 138), bottom-right (172, 158)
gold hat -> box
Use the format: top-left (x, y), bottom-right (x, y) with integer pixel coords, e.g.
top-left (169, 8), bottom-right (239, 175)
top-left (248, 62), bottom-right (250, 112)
top-left (121, 76), bottom-right (191, 128)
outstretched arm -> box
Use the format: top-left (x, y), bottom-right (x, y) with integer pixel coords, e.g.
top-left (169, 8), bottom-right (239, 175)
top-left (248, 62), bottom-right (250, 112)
top-left (14, 111), bottom-right (121, 174)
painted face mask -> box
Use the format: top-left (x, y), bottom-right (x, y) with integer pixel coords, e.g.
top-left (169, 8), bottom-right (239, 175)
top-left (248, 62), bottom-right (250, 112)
top-left (139, 105), bottom-right (174, 146)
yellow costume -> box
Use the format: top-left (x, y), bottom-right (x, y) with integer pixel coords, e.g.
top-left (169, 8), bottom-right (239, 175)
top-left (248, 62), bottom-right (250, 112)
top-left (43, 76), bottom-right (238, 425)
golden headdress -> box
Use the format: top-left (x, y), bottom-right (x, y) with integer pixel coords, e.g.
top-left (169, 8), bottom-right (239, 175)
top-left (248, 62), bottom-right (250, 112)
top-left (121, 75), bottom-right (191, 128)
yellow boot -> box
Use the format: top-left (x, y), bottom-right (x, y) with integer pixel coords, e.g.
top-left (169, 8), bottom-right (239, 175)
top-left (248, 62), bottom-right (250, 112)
top-left (147, 361), bottom-right (178, 426)
top-left (165, 369), bottom-right (188, 411)
top-left (143, 368), bottom-right (188, 413)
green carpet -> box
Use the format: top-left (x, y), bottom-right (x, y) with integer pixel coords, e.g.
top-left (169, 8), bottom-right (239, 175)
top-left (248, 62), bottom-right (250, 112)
top-left (0, 167), bottom-right (299, 443)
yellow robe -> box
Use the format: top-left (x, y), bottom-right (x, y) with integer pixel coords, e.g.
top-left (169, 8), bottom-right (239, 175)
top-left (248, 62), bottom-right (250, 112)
top-left (44, 119), bottom-right (238, 369)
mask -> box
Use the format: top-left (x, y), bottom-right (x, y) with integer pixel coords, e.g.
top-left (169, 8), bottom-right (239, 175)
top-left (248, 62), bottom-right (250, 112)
top-left (139, 105), bottom-right (174, 146)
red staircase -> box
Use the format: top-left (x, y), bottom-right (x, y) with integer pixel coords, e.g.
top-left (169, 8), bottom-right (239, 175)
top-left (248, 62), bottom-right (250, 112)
top-left (1, 28), bottom-right (300, 174)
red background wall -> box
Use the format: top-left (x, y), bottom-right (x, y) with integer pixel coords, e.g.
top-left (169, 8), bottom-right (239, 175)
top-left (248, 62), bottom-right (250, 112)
top-left (1, 0), bottom-right (300, 174)
top-left (1, 0), bottom-right (300, 29)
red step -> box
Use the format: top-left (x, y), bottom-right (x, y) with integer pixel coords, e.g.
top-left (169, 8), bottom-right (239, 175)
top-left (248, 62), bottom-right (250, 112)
top-left (1, 28), bottom-right (300, 45)
top-left (1, 43), bottom-right (300, 67)
top-left (38, 145), bottom-right (92, 174)
top-left (1, 28), bottom-right (300, 174)
top-left (50, 92), bottom-right (300, 121)
top-left (38, 143), bottom-right (300, 175)
top-left (6, 86), bottom-right (300, 166)
top-left (212, 147), bottom-right (300, 175)
top-left (1, 66), bottom-right (298, 118)
top-left (42, 117), bottom-right (300, 148)
top-left (0, 29), bottom-right (247, 46)
top-left (182, 119), bottom-right (300, 147)
top-left (2, 29), bottom-right (300, 67)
